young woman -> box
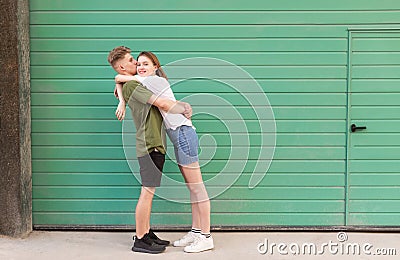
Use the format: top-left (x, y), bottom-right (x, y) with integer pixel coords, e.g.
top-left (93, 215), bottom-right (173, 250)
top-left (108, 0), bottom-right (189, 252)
top-left (115, 51), bottom-right (213, 253)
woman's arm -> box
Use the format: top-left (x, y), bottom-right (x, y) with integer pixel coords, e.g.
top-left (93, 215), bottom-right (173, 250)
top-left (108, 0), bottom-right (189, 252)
top-left (115, 74), bottom-right (138, 84)
top-left (115, 83), bottom-right (126, 121)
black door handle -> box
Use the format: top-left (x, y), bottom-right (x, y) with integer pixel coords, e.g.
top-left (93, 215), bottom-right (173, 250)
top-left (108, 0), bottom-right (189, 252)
top-left (351, 124), bottom-right (367, 132)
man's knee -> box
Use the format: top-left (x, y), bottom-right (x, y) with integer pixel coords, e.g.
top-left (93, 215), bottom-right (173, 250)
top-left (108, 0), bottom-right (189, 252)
top-left (140, 186), bottom-right (156, 198)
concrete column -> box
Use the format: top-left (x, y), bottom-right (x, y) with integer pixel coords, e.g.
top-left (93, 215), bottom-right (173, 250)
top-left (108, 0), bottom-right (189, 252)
top-left (0, 0), bottom-right (31, 237)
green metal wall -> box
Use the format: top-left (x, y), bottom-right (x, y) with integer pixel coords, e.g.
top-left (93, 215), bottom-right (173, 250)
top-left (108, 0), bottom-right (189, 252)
top-left (30, 0), bottom-right (400, 228)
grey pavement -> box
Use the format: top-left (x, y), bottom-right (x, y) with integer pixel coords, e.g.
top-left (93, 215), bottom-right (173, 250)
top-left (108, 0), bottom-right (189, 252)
top-left (1, 231), bottom-right (400, 260)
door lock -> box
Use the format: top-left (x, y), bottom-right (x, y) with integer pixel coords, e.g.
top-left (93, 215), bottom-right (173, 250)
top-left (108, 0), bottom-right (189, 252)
top-left (351, 124), bottom-right (367, 132)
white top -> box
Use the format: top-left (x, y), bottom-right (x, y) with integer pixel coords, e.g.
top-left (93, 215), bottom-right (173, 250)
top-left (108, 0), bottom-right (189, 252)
top-left (135, 75), bottom-right (193, 130)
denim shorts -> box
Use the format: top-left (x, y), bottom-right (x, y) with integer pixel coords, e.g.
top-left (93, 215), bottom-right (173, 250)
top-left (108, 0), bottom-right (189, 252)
top-left (166, 125), bottom-right (199, 166)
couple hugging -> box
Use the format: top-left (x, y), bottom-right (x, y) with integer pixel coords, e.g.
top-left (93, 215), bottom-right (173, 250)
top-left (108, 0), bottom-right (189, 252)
top-left (107, 46), bottom-right (213, 254)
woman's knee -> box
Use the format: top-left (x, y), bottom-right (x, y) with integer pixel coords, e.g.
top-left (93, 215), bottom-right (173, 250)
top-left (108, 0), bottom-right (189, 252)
top-left (188, 183), bottom-right (209, 200)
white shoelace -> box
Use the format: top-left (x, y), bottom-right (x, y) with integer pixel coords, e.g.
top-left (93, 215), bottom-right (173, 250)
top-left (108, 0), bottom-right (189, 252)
top-left (178, 232), bottom-right (193, 242)
top-left (188, 235), bottom-right (202, 248)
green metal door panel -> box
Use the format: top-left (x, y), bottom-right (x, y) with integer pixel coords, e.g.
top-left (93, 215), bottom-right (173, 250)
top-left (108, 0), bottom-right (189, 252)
top-left (351, 80), bottom-right (400, 93)
top-left (352, 108), bottom-right (400, 119)
top-left (29, 0), bottom-right (400, 228)
top-left (353, 53), bottom-right (400, 65)
top-left (347, 30), bottom-right (400, 225)
top-left (349, 148), bottom-right (400, 160)
top-left (351, 134), bottom-right (400, 145)
top-left (348, 121), bottom-right (400, 133)
top-left (348, 215), bottom-right (400, 226)
top-left (352, 66), bottom-right (400, 79)
top-left (351, 93), bottom-right (400, 105)
top-left (349, 160), bottom-right (400, 173)
top-left (353, 38), bottom-right (400, 52)
top-left (350, 201), bottom-right (400, 213)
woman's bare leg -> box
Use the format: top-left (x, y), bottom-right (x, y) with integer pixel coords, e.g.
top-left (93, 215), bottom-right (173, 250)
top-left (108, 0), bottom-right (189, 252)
top-left (179, 162), bottom-right (210, 233)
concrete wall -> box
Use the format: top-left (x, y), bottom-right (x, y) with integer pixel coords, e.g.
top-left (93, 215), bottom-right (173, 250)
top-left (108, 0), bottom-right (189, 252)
top-left (0, 0), bottom-right (31, 237)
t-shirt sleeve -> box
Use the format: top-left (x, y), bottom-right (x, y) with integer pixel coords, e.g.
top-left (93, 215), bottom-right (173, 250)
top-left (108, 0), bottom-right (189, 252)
top-left (141, 76), bottom-right (170, 97)
top-left (122, 80), bottom-right (153, 104)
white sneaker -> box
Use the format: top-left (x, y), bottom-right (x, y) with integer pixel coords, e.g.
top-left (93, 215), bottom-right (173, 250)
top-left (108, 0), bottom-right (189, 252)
top-left (184, 235), bottom-right (214, 253)
top-left (173, 231), bottom-right (200, 247)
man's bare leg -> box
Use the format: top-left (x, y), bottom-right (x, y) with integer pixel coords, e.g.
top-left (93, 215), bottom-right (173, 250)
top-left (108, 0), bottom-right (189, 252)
top-left (135, 186), bottom-right (155, 238)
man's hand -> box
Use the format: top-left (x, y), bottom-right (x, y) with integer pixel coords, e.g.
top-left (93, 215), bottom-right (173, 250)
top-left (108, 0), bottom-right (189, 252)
top-left (150, 96), bottom-right (193, 118)
top-left (182, 102), bottom-right (192, 119)
top-left (115, 101), bottom-right (126, 121)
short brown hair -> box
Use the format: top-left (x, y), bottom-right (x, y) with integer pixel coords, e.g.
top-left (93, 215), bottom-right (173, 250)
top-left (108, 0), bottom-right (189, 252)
top-left (107, 46), bottom-right (131, 68)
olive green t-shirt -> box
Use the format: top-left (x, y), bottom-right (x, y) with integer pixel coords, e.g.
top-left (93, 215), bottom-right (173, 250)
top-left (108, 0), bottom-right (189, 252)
top-left (122, 80), bottom-right (166, 157)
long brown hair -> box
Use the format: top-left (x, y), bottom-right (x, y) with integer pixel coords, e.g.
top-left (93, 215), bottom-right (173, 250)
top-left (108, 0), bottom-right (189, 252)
top-left (137, 51), bottom-right (168, 80)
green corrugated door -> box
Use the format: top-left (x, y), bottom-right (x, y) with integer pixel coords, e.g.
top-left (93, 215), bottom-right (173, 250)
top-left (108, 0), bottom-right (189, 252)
top-left (347, 30), bottom-right (400, 225)
top-left (30, 0), bottom-right (400, 228)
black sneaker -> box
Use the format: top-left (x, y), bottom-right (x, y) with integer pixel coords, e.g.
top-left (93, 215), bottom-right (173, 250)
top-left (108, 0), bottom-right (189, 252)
top-left (148, 229), bottom-right (170, 246)
top-left (132, 233), bottom-right (166, 254)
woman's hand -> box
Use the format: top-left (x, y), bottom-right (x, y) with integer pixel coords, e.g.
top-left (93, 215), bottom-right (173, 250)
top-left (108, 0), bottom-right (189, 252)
top-left (114, 85), bottom-right (119, 99)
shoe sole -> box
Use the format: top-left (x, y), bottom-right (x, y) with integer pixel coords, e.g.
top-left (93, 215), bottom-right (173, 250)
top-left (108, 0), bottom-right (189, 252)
top-left (184, 246), bottom-right (214, 253)
top-left (132, 246), bottom-right (166, 254)
top-left (133, 236), bottom-right (170, 246)
top-left (173, 243), bottom-right (189, 247)
top-left (173, 240), bottom-right (196, 247)
top-left (154, 241), bottom-right (170, 246)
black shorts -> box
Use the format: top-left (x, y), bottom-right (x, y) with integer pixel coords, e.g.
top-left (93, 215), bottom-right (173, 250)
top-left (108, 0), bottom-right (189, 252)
top-left (137, 150), bottom-right (165, 187)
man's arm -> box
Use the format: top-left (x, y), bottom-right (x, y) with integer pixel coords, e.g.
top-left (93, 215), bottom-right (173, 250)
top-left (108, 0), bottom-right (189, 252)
top-left (125, 80), bottom-right (192, 119)
top-left (149, 95), bottom-right (192, 119)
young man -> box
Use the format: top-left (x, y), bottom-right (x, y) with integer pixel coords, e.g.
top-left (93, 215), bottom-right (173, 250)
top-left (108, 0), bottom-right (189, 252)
top-left (107, 46), bottom-right (192, 254)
